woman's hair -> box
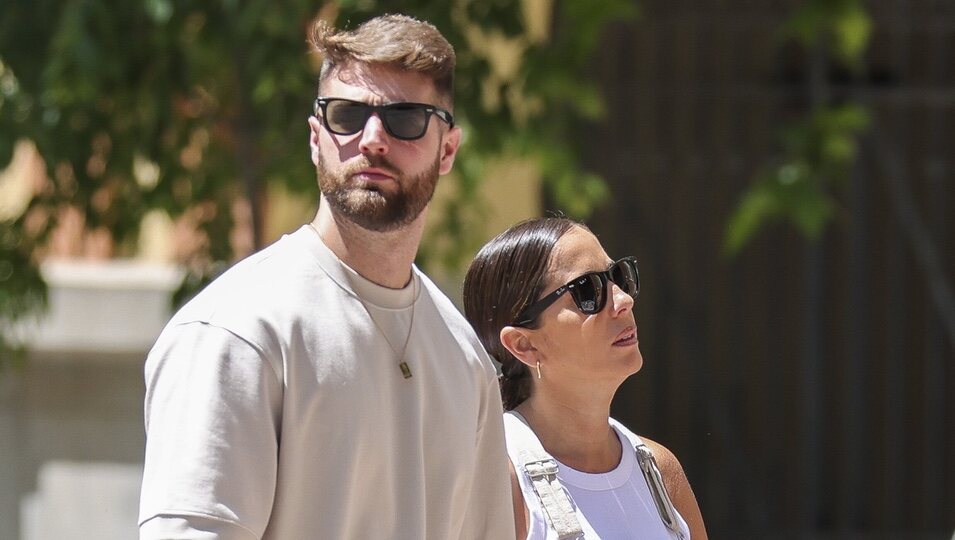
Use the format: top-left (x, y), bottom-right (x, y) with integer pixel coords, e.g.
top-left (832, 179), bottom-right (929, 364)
top-left (308, 14), bottom-right (455, 105)
top-left (463, 217), bottom-right (584, 410)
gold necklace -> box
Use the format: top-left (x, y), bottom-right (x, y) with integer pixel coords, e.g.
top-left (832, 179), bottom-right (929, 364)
top-left (358, 276), bottom-right (417, 379)
top-left (309, 223), bottom-right (416, 379)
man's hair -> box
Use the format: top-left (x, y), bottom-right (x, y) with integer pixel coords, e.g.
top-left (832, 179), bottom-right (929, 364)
top-left (308, 14), bottom-right (455, 105)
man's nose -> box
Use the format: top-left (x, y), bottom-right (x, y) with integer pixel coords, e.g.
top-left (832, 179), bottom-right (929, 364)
top-left (358, 114), bottom-right (390, 156)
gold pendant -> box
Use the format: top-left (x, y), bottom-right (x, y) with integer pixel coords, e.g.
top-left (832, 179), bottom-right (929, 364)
top-left (399, 361), bottom-right (413, 379)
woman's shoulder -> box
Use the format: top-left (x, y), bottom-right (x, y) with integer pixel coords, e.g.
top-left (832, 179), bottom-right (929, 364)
top-left (638, 436), bottom-right (687, 485)
top-left (610, 419), bottom-right (709, 539)
top-left (608, 418), bottom-right (687, 491)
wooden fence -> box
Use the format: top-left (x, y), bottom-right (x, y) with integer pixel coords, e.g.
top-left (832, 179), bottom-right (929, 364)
top-left (579, 1), bottom-right (955, 537)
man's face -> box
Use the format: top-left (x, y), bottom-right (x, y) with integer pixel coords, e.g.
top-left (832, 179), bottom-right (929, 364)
top-left (308, 62), bottom-right (461, 232)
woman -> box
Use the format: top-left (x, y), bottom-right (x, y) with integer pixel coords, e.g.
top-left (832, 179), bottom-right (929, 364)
top-left (464, 217), bottom-right (707, 540)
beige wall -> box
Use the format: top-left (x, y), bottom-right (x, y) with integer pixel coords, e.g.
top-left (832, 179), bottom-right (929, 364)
top-left (0, 260), bottom-right (177, 539)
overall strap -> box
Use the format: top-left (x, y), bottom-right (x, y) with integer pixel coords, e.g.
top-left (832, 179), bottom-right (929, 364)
top-left (611, 419), bottom-right (686, 539)
top-left (634, 443), bottom-right (686, 539)
top-left (504, 412), bottom-right (584, 540)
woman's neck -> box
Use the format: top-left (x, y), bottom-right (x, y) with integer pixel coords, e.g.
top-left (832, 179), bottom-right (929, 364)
top-left (515, 390), bottom-right (621, 474)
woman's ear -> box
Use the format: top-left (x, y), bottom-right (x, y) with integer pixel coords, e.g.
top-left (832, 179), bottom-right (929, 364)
top-left (500, 326), bottom-right (539, 369)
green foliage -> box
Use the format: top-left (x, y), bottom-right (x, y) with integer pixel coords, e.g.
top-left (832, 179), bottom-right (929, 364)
top-left (0, 0), bottom-right (634, 360)
top-left (725, 105), bottom-right (869, 256)
top-left (0, 0), bottom-right (321, 360)
top-left (725, 2), bottom-right (871, 256)
top-left (335, 0), bottom-right (634, 269)
top-left (785, 0), bottom-right (871, 68)
top-left (0, 219), bottom-right (46, 367)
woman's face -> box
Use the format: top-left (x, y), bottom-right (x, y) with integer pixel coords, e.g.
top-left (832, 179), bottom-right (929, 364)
top-left (529, 226), bottom-right (643, 384)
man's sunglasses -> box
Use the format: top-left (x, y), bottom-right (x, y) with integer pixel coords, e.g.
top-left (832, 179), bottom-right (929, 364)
top-left (313, 97), bottom-right (454, 141)
top-left (513, 257), bottom-right (639, 327)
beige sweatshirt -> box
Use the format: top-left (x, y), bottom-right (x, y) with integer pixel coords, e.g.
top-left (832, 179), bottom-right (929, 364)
top-left (140, 226), bottom-right (514, 539)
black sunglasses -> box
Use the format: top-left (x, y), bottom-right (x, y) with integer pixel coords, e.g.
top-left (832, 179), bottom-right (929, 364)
top-left (513, 257), bottom-right (639, 327)
top-left (313, 97), bottom-right (454, 141)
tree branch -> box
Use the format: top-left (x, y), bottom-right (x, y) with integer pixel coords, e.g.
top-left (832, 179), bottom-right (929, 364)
top-left (870, 125), bottom-right (955, 354)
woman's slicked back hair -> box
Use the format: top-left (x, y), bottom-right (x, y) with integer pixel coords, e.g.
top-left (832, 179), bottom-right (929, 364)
top-left (463, 217), bottom-right (583, 410)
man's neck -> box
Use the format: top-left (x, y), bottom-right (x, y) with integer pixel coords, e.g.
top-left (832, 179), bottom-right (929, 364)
top-left (311, 202), bottom-right (425, 289)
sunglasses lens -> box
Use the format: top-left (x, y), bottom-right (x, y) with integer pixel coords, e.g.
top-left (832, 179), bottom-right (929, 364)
top-left (611, 259), bottom-right (639, 297)
top-left (383, 104), bottom-right (429, 139)
top-left (324, 100), bottom-right (371, 134)
top-left (570, 274), bottom-right (605, 314)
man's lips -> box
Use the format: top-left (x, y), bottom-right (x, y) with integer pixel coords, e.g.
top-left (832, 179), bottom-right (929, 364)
top-left (612, 326), bottom-right (637, 346)
top-left (353, 168), bottom-right (395, 182)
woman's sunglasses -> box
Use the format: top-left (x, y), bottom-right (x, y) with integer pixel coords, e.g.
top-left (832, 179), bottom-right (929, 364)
top-left (512, 257), bottom-right (639, 327)
top-left (313, 97), bottom-right (454, 141)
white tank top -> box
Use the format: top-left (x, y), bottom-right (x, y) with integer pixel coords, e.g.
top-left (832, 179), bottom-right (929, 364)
top-left (504, 411), bottom-right (691, 540)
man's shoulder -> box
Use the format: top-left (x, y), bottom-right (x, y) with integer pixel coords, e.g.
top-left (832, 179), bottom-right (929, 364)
top-left (416, 270), bottom-right (498, 373)
top-left (162, 229), bottom-right (336, 339)
top-left (416, 272), bottom-right (474, 336)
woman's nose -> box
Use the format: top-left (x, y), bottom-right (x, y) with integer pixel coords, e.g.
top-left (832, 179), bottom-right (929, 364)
top-left (609, 283), bottom-right (634, 317)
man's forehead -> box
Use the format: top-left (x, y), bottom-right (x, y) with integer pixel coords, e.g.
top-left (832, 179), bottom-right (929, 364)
top-left (321, 62), bottom-right (440, 104)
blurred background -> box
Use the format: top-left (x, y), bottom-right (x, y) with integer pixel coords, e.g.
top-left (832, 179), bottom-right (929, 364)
top-left (1, 0), bottom-right (953, 539)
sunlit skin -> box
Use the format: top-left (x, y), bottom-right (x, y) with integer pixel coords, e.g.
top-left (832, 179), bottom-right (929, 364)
top-left (502, 226), bottom-right (642, 473)
top-left (530, 228), bottom-right (643, 389)
top-left (500, 225), bottom-right (709, 540)
top-left (307, 62), bottom-right (461, 289)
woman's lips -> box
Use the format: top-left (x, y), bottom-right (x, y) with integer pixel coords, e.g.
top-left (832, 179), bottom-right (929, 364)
top-left (613, 327), bottom-right (637, 346)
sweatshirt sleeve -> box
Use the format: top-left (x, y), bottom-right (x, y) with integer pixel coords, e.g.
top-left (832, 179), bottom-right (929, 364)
top-left (458, 367), bottom-right (517, 540)
top-left (139, 322), bottom-right (283, 539)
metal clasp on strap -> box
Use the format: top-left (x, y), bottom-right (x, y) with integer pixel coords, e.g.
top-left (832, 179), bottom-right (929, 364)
top-left (635, 444), bottom-right (686, 539)
top-left (521, 458), bottom-right (583, 540)
top-left (523, 459), bottom-right (560, 479)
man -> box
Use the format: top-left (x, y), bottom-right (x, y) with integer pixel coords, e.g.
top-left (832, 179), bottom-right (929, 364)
top-left (139, 14), bottom-right (514, 539)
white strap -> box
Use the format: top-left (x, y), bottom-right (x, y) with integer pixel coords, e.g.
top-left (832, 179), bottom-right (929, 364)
top-left (608, 418), bottom-right (687, 539)
top-left (505, 412), bottom-right (583, 540)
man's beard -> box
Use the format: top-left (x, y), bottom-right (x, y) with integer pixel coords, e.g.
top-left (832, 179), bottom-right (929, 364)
top-left (317, 153), bottom-right (440, 233)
